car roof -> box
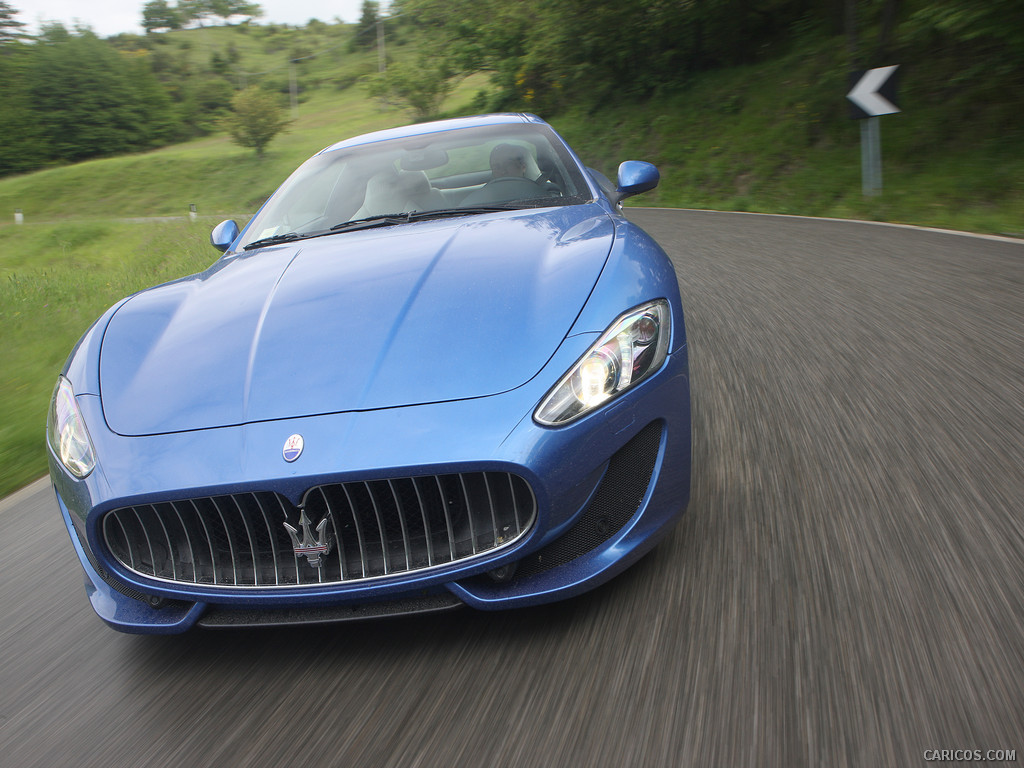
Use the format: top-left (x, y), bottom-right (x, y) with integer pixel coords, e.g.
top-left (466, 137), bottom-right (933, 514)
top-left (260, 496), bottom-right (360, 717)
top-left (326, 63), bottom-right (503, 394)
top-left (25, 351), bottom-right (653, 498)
top-left (317, 113), bottom-right (547, 155)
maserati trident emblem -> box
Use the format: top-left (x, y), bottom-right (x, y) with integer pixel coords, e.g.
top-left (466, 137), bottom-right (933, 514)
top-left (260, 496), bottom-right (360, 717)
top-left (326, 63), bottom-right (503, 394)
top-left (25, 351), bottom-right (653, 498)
top-left (284, 510), bottom-right (331, 568)
top-left (282, 433), bottom-right (304, 462)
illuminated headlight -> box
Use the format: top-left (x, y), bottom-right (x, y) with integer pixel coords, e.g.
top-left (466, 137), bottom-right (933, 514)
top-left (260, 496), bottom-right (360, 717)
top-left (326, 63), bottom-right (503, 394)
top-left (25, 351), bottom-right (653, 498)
top-left (535, 300), bottom-right (670, 425)
top-left (47, 376), bottom-right (96, 478)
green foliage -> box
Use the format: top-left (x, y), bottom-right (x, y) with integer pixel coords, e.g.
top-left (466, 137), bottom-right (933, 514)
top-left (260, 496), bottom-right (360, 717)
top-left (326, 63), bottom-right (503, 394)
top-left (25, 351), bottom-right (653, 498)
top-left (0, 0), bottom-right (26, 44)
top-left (142, 0), bottom-right (182, 33)
top-left (548, 39), bottom-right (1022, 233)
top-left (352, 0), bottom-right (380, 50)
top-left (0, 42), bottom-right (47, 175)
top-left (178, 0), bottom-right (262, 26)
top-left (222, 87), bottom-right (290, 155)
top-left (0, 14), bottom-right (388, 177)
top-left (364, 57), bottom-right (454, 119)
top-left (28, 27), bottom-right (184, 162)
top-left (397, 0), bottom-right (1024, 114)
top-left (902, 0), bottom-right (1024, 70)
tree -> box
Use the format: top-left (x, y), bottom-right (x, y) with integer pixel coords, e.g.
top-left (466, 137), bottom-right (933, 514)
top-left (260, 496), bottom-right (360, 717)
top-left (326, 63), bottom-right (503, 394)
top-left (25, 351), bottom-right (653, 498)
top-left (365, 56), bottom-right (453, 119)
top-left (142, 0), bottom-right (182, 33)
top-left (210, 0), bottom-right (262, 23)
top-left (352, 0), bottom-right (380, 49)
top-left (0, 38), bottom-right (46, 175)
top-left (178, 0), bottom-right (262, 26)
top-left (29, 26), bottom-right (183, 161)
top-left (222, 87), bottom-right (289, 156)
top-left (178, 0), bottom-right (212, 26)
top-left (0, 0), bottom-right (26, 44)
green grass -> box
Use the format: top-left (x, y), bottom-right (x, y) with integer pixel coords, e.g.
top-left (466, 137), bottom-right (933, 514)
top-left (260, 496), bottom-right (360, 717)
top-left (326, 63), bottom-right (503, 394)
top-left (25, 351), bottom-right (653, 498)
top-left (552, 39), bottom-right (1023, 237)
top-left (1, 25), bottom-right (1021, 497)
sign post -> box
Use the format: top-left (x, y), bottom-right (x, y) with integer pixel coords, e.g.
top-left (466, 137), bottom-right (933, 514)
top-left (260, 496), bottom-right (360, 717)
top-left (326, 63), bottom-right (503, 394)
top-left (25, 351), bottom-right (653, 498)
top-left (847, 65), bottom-right (900, 197)
top-left (860, 118), bottom-right (881, 196)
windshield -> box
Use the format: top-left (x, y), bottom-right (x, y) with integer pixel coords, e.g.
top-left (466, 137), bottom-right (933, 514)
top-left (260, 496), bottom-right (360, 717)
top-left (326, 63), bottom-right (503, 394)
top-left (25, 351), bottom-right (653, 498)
top-left (236, 122), bottom-right (593, 250)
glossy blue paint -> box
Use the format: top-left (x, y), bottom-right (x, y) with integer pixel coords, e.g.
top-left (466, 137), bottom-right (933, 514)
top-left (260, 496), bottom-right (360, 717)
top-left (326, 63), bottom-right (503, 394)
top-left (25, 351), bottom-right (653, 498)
top-left (615, 161), bottom-right (661, 202)
top-left (48, 114), bottom-right (692, 632)
top-left (209, 219), bottom-right (239, 252)
top-left (99, 206), bottom-right (615, 436)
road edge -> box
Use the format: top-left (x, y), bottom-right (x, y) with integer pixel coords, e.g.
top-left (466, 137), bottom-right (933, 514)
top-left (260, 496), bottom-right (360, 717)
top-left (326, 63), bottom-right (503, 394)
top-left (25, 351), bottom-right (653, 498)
top-left (0, 476), bottom-right (50, 515)
top-left (629, 207), bottom-right (1024, 246)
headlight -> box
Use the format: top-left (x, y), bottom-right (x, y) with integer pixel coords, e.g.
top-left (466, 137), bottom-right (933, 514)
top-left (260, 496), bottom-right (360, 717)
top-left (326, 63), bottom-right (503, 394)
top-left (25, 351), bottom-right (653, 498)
top-left (47, 376), bottom-right (96, 478)
top-left (535, 299), bottom-right (670, 425)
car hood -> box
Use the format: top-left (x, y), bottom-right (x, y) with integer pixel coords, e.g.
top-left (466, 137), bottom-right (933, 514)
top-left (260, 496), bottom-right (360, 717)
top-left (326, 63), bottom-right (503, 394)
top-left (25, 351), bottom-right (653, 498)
top-left (99, 205), bottom-right (614, 436)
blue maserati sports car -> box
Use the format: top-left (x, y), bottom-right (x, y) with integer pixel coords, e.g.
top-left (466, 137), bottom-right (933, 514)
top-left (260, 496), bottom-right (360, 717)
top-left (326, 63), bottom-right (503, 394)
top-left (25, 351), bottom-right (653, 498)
top-left (47, 114), bottom-right (691, 633)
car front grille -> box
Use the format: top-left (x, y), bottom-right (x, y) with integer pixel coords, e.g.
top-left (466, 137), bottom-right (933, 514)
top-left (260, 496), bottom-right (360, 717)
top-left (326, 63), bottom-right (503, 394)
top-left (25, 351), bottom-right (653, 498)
top-left (102, 472), bottom-right (536, 589)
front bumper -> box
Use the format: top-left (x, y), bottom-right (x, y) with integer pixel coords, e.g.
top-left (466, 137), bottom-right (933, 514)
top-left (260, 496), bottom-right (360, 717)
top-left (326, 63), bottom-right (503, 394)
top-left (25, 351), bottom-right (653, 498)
top-left (51, 340), bottom-right (690, 633)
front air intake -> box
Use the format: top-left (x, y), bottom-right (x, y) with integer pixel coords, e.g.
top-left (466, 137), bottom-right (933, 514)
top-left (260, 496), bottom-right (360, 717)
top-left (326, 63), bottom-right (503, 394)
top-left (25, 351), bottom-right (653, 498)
top-left (103, 472), bottom-right (536, 589)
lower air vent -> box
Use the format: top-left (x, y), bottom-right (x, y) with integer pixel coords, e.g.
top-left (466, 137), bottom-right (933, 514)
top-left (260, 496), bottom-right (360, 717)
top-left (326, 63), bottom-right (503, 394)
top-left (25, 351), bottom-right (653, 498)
top-left (514, 420), bottom-right (662, 578)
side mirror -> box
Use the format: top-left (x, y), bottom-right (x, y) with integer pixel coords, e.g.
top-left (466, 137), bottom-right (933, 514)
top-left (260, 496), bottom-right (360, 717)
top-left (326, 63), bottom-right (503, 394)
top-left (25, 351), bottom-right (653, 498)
top-left (615, 161), bottom-right (660, 203)
top-left (210, 220), bottom-right (239, 253)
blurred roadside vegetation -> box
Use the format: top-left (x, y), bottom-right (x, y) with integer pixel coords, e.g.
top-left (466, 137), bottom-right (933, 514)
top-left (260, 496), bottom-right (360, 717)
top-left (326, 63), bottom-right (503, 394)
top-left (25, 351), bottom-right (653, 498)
top-left (0, 0), bottom-right (1022, 496)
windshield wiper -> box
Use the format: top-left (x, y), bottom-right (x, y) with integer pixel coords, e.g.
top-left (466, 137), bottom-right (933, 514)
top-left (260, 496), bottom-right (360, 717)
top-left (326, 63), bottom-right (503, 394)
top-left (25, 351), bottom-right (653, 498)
top-left (329, 206), bottom-right (524, 234)
top-left (406, 205), bottom-right (523, 221)
top-left (244, 213), bottom-right (421, 249)
top-left (329, 213), bottom-right (412, 233)
top-left (242, 232), bottom-right (305, 251)
top-left (245, 204), bottom-right (546, 250)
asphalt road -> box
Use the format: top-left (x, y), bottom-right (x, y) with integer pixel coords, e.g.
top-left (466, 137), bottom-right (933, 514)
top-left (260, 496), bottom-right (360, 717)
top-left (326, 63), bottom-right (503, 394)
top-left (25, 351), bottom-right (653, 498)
top-left (2, 209), bottom-right (1022, 767)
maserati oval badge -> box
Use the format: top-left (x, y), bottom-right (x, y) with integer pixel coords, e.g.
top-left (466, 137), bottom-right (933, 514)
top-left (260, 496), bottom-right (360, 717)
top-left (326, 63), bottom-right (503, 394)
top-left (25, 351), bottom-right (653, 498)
top-left (282, 433), bottom-right (304, 462)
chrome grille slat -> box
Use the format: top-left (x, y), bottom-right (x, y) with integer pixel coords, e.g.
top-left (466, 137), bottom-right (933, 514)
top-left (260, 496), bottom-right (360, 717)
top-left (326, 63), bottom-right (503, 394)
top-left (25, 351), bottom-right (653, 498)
top-left (108, 514), bottom-right (134, 569)
top-left (189, 498), bottom-right (218, 585)
top-left (508, 473), bottom-right (522, 534)
top-left (435, 476), bottom-right (457, 562)
top-left (273, 494), bottom-right (299, 584)
top-left (253, 494), bottom-right (280, 586)
top-left (231, 495), bottom-right (259, 586)
top-left (341, 484), bottom-right (369, 579)
top-left (458, 474), bottom-right (478, 555)
top-left (210, 496), bottom-right (238, 585)
top-left (318, 486), bottom-right (345, 583)
top-left (132, 507), bottom-right (157, 577)
top-left (411, 477), bottom-right (435, 567)
top-left (102, 472), bottom-right (536, 589)
top-left (150, 504), bottom-right (177, 581)
top-left (387, 479), bottom-right (413, 572)
top-left (168, 501), bottom-right (198, 583)
top-left (364, 482), bottom-right (390, 575)
top-left (483, 473), bottom-right (499, 551)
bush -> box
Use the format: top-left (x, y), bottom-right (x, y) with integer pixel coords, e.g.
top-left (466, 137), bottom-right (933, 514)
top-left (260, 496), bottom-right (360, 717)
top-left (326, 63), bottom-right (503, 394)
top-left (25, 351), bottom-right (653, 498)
top-left (221, 87), bottom-right (290, 156)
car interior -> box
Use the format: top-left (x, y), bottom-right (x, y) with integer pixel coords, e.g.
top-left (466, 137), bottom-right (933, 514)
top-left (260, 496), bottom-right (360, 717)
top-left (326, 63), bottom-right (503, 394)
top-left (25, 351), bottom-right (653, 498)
top-left (238, 124), bottom-right (592, 249)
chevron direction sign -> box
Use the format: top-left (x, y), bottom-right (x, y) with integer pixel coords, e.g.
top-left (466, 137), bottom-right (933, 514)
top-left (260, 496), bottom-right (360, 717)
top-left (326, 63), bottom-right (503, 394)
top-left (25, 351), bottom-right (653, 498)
top-left (847, 65), bottom-right (900, 119)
